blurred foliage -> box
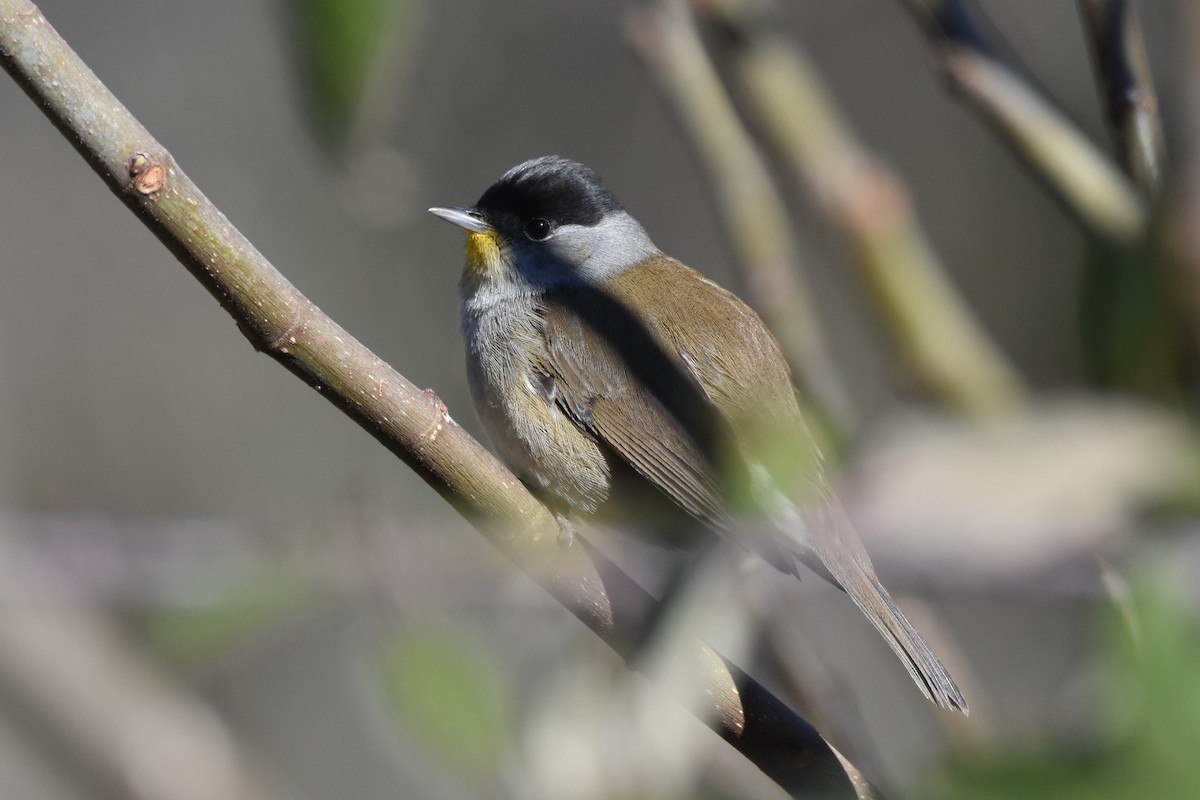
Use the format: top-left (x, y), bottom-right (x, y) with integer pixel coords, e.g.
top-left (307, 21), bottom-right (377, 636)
top-left (137, 568), bottom-right (317, 670)
top-left (1080, 232), bottom-right (1189, 400)
top-left (376, 626), bottom-right (511, 780)
top-left (934, 570), bottom-right (1200, 800)
top-left (288, 0), bottom-right (418, 149)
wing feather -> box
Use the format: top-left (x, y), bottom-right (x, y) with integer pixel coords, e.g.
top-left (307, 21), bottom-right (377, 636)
top-left (532, 283), bottom-right (730, 529)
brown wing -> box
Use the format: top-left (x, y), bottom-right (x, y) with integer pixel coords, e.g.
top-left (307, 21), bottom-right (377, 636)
top-left (532, 282), bottom-right (731, 529)
top-left (536, 260), bottom-right (967, 709)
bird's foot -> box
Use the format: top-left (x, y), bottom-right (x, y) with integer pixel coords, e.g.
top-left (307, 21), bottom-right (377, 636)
top-left (555, 514), bottom-right (577, 548)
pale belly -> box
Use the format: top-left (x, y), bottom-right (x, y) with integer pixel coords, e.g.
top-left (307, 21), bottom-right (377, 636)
top-left (463, 311), bottom-right (611, 515)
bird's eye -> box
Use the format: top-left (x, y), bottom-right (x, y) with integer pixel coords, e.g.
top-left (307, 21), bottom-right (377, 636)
top-left (524, 218), bottom-right (553, 241)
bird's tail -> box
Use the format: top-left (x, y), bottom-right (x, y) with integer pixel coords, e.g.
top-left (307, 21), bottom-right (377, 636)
top-left (784, 487), bottom-right (968, 714)
top-left (823, 549), bottom-right (967, 713)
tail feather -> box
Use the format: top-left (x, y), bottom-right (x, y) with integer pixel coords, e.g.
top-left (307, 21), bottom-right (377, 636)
top-left (829, 555), bottom-right (967, 713)
top-left (744, 463), bottom-right (967, 712)
top-left (794, 489), bottom-right (968, 714)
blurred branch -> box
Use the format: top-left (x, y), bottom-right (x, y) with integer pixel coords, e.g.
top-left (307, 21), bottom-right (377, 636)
top-left (627, 0), bottom-right (855, 435)
top-left (899, 0), bottom-right (1147, 243)
top-left (0, 529), bottom-right (296, 800)
top-left (1071, 2), bottom-right (1180, 396)
top-left (0, 2), bottom-right (873, 796)
top-left (1078, 0), bottom-right (1166, 197)
top-left (1168, 1), bottom-right (1200, 350)
top-left (1077, 0), bottom-right (1167, 198)
top-left (701, 0), bottom-right (1024, 418)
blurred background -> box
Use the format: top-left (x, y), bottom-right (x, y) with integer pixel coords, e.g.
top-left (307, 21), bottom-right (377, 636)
top-left (1, 0), bottom-right (1197, 798)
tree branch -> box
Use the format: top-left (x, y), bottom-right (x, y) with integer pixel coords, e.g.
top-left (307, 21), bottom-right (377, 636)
top-left (627, 0), bottom-right (855, 436)
top-left (698, 0), bottom-right (1024, 418)
top-left (1077, 0), bottom-right (1167, 198)
top-left (898, 0), bottom-right (1147, 243)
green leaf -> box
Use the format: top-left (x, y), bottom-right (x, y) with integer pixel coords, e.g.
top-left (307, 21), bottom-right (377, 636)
top-left (376, 628), bottom-right (509, 778)
top-left (288, 0), bottom-right (419, 148)
top-left (138, 570), bottom-right (315, 670)
top-left (935, 571), bottom-right (1200, 799)
top-left (1079, 233), bottom-right (1185, 398)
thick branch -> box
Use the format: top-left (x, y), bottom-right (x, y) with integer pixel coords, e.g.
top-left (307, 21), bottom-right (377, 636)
top-left (0, 1), bottom-right (870, 796)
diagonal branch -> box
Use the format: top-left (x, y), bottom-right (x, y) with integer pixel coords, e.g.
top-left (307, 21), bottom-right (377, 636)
top-left (898, 0), bottom-right (1146, 243)
top-left (0, 1), bottom-right (874, 796)
top-left (627, 0), bottom-right (856, 436)
top-left (699, 0), bottom-right (1024, 418)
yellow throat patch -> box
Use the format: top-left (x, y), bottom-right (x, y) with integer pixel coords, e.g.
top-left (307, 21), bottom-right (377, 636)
top-left (464, 229), bottom-right (503, 283)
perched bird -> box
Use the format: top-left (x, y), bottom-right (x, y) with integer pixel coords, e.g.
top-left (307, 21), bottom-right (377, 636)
top-left (431, 155), bottom-right (966, 712)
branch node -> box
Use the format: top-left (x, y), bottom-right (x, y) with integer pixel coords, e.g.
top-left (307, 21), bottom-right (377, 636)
top-left (419, 388), bottom-right (451, 444)
top-left (256, 307), bottom-right (308, 355)
top-left (126, 150), bottom-right (165, 196)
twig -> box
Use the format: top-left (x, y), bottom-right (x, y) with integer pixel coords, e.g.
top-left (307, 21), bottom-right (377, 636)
top-left (627, 0), bottom-right (855, 435)
top-left (899, 0), bottom-right (1146, 242)
top-left (700, 0), bottom-right (1024, 418)
top-left (1078, 0), bottom-right (1167, 198)
top-left (0, 2), bottom-right (871, 796)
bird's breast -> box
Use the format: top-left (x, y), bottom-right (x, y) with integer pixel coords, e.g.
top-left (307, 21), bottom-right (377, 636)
top-left (460, 291), bottom-right (611, 514)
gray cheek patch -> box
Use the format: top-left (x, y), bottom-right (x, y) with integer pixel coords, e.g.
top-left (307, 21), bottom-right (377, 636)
top-left (516, 213), bottom-right (660, 288)
top-left (572, 212), bottom-right (660, 282)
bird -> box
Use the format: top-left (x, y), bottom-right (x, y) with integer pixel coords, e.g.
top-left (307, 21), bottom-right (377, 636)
top-left (430, 155), bottom-right (966, 713)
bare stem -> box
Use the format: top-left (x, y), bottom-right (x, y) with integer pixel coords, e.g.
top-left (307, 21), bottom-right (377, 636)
top-left (627, 0), bottom-right (856, 434)
top-left (1078, 0), bottom-right (1167, 198)
top-left (900, 0), bottom-right (1146, 242)
top-left (0, 1), bottom-right (872, 796)
top-left (1167, 2), bottom-right (1200, 354)
top-left (701, 0), bottom-right (1025, 418)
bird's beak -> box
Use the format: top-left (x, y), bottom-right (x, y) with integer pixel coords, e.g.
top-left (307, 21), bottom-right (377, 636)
top-left (429, 206), bottom-right (493, 234)
top-left (431, 205), bottom-right (504, 281)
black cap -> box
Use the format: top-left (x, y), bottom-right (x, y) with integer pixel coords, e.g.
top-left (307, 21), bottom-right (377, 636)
top-left (475, 156), bottom-right (624, 228)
